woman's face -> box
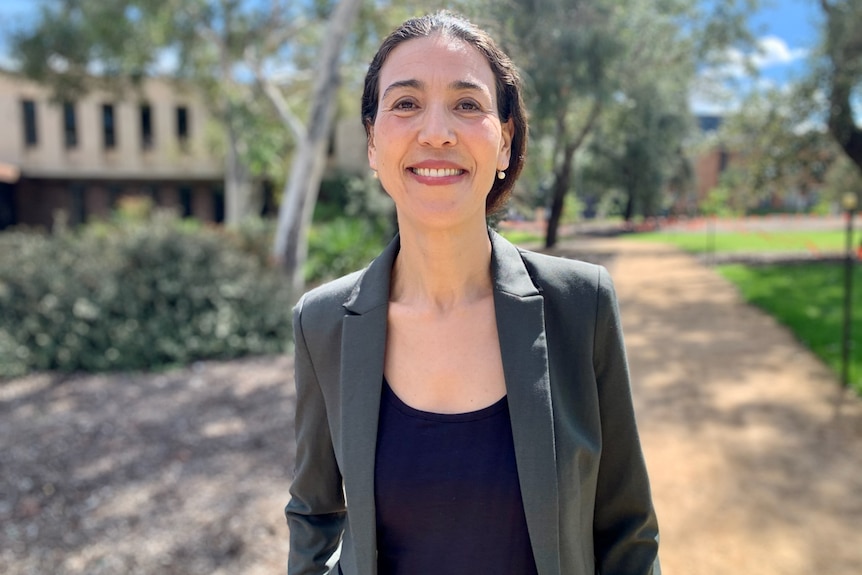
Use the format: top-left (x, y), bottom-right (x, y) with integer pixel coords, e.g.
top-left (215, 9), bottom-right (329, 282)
top-left (368, 33), bottom-right (513, 230)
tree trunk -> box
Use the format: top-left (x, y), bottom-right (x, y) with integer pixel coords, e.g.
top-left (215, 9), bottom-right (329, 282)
top-left (272, 0), bottom-right (362, 302)
top-left (224, 120), bottom-right (254, 226)
top-left (545, 146), bottom-right (574, 248)
top-left (623, 190), bottom-right (635, 221)
top-left (544, 100), bottom-right (603, 248)
top-left (821, 0), bottom-right (862, 173)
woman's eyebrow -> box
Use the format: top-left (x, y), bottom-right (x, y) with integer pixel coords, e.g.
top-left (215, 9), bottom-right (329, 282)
top-left (450, 80), bottom-right (485, 93)
top-left (381, 79), bottom-right (489, 101)
top-left (381, 79), bottom-right (423, 101)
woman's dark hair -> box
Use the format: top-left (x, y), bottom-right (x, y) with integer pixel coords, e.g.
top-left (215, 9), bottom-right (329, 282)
top-left (361, 11), bottom-right (528, 216)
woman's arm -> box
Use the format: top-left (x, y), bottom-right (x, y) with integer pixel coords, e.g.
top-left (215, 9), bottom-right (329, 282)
top-left (286, 297), bottom-right (346, 575)
top-left (592, 267), bottom-right (661, 575)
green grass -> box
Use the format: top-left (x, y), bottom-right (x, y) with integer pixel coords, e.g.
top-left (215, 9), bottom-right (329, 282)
top-left (719, 263), bottom-right (862, 394)
top-left (633, 230), bottom-right (862, 254)
top-left (497, 228), bottom-right (545, 246)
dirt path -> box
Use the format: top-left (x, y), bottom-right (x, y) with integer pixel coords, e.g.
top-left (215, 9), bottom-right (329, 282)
top-left (599, 239), bottom-right (862, 575)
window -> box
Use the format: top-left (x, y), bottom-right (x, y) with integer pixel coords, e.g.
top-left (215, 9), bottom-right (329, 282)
top-left (140, 104), bottom-right (153, 149)
top-left (176, 106), bottom-right (189, 144)
top-left (63, 101), bottom-right (78, 149)
top-left (212, 186), bottom-right (225, 223)
top-left (179, 186), bottom-right (193, 218)
top-left (70, 184), bottom-right (86, 226)
top-left (22, 100), bottom-right (37, 147)
top-left (102, 104), bottom-right (116, 149)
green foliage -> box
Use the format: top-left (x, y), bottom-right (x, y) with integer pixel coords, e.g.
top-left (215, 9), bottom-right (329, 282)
top-left (700, 185), bottom-right (741, 217)
top-left (0, 213), bottom-right (292, 378)
top-left (719, 263), bottom-right (862, 394)
top-left (305, 217), bottom-right (391, 285)
top-left (486, 0), bottom-right (729, 241)
top-left (315, 170), bottom-right (393, 224)
top-left (717, 88), bottom-right (839, 211)
top-left (561, 194), bottom-right (584, 225)
top-left (821, 155), bottom-right (862, 208)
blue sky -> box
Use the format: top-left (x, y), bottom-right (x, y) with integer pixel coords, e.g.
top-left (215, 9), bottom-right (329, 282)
top-left (0, 0), bottom-right (824, 115)
top-left (691, 0), bottom-right (823, 114)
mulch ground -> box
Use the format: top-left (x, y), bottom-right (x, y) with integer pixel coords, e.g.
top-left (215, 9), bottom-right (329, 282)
top-left (1, 355), bottom-right (295, 575)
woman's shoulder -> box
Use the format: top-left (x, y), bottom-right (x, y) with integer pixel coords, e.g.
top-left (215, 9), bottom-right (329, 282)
top-left (515, 246), bottom-right (613, 297)
top-left (295, 268), bottom-right (365, 318)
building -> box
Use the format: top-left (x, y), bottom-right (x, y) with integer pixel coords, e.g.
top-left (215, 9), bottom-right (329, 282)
top-left (0, 70), bottom-right (224, 230)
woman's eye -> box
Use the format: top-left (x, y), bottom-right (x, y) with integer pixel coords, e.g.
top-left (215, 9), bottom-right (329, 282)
top-left (393, 99), bottom-right (418, 111)
top-left (457, 100), bottom-right (481, 111)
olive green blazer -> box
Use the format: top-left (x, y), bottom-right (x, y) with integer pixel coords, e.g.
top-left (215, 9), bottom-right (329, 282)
top-left (286, 230), bottom-right (660, 575)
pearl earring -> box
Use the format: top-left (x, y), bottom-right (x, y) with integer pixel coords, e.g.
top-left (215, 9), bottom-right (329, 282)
top-left (497, 170), bottom-right (506, 180)
top-left (372, 171), bottom-right (378, 179)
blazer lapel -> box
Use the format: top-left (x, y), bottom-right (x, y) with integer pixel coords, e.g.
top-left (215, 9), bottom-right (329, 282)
top-left (491, 231), bottom-right (561, 575)
top-left (340, 235), bottom-right (400, 575)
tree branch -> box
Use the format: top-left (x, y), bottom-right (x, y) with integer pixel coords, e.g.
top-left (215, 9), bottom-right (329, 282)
top-left (244, 46), bottom-right (306, 142)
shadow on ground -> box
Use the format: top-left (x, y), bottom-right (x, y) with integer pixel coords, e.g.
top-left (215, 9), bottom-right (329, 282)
top-left (606, 239), bottom-right (862, 575)
top-left (0, 356), bottom-right (295, 575)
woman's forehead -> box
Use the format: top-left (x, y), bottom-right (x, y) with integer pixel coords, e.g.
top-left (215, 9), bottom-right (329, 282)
top-left (378, 34), bottom-right (496, 97)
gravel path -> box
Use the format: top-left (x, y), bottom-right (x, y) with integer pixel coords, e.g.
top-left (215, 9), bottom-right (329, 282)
top-left (601, 239), bottom-right (862, 575)
top-left (2, 237), bottom-right (861, 574)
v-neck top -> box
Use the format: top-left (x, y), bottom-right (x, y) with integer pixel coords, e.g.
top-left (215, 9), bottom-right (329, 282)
top-left (373, 381), bottom-right (538, 575)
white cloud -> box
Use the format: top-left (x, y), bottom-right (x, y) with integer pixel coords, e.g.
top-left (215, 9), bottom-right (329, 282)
top-left (701, 35), bottom-right (809, 82)
top-left (751, 36), bottom-right (808, 69)
top-left (690, 36), bottom-right (809, 114)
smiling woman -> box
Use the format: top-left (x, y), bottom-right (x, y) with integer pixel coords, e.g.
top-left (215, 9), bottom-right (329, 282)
top-left (367, 32), bottom-right (512, 231)
top-left (285, 11), bottom-right (660, 575)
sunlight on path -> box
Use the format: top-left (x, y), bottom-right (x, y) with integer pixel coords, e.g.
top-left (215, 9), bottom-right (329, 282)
top-left (602, 239), bottom-right (862, 575)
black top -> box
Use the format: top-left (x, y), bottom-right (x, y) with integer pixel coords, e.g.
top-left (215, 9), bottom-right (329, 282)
top-left (374, 381), bottom-right (538, 575)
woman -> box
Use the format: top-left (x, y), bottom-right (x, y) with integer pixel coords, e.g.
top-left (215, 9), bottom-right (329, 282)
top-left (287, 11), bottom-right (660, 575)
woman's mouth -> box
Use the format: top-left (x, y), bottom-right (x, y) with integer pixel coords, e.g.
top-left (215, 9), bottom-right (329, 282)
top-left (410, 167), bottom-right (465, 178)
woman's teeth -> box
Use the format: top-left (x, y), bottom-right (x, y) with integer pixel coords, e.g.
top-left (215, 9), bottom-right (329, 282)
top-left (411, 168), bottom-right (463, 177)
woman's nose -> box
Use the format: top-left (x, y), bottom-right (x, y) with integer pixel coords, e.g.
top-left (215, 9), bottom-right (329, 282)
top-left (418, 105), bottom-right (456, 147)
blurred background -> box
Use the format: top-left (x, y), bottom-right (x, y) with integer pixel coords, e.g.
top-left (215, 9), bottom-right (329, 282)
top-left (1, 1), bottom-right (861, 574)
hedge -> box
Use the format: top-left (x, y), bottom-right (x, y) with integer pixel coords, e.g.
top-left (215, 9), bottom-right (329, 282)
top-left (0, 214), bottom-right (293, 378)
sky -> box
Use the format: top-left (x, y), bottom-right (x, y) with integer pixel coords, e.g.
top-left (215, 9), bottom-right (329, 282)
top-left (691, 0), bottom-right (823, 115)
top-left (0, 0), bottom-right (825, 116)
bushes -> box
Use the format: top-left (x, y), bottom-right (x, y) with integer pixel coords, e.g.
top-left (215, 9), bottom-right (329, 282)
top-left (305, 217), bottom-right (390, 284)
top-left (0, 213), bottom-right (293, 378)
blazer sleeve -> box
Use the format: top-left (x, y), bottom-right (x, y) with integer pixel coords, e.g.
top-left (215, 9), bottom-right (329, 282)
top-left (285, 296), bottom-right (346, 575)
top-left (592, 267), bottom-right (661, 575)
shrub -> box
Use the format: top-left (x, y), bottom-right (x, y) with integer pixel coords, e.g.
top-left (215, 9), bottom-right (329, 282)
top-left (0, 213), bottom-right (293, 378)
top-left (305, 217), bottom-right (391, 285)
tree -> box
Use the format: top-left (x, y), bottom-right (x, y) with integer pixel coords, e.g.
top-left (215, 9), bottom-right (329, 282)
top-left (12, 1), bottom-right (303, 225)
top-left (485, 0), bottom-right (760, 246)
top-left (583, 80), bottom-right (693, 220)
top-left (10, 0), bottom-right (361, 233)
top-left (12, 0), bottom-right (369, 299)
top-left (716, 88), bottom-right (838, 212)
top-left (271, 0), bottom-right (361, 300)
top-left (817, 0), bottom-right (862, 174)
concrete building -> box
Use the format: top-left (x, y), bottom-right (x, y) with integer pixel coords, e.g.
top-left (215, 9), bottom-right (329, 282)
top-left (0, 71), bottom-right (224, 230)
top-left (0, 69), bottom-right (372, 231)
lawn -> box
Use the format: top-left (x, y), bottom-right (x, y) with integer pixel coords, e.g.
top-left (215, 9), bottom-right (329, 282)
top-left (497, 228), bottom-right (545, 246)
top-left (633, 229), bottom-right (862, 254)
top-left (719, 263), bottom-right (862, 394)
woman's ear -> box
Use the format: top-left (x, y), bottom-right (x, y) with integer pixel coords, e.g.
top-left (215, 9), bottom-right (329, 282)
top-left (367, 123), bottom-right (377, 171)
top-left (497, 118), bottom-right (514, 171)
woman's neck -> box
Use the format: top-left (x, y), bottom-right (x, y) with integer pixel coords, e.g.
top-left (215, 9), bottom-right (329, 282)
top-left (390, 220), bottom-right (493, 311)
